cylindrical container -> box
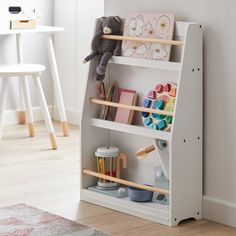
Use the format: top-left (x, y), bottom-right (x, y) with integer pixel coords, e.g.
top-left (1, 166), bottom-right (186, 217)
top-left (95, 146), bottom-right (119, 190)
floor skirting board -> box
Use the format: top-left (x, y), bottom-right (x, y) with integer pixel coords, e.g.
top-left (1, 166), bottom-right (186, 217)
top-left (2, 106), bottom-right (81, 126)
top-left (52, 106), bottom-right (81, 125)
top-left (2, 106), bottom-right (53, 126)
top-left (203, 195), bottom-right (236, 227)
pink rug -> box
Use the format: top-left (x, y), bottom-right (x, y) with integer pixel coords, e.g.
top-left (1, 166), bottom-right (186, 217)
top-left (0, 204), bottom-right (109, 236)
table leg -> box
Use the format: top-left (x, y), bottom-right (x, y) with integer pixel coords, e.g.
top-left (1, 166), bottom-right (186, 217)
top-left (0, 78), bottom-right (9, 138)
top-left (46, 34), bottom-right (69, 137)
top-left (16, 34), bottom-right (26, 125)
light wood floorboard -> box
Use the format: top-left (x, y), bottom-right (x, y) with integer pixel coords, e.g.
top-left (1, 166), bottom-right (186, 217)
top-left (0, 122), bottom-right (236, 235)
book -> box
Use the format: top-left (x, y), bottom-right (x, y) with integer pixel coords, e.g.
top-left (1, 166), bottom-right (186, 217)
top-left (122, 12), bottom-right (175, 61)
top-left (115, 89), bottom-right (137, 124)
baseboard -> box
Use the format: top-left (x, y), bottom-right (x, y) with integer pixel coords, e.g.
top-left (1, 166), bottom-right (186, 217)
top-left (203, 195), bottom-right (236, 227)
top-left (52, 106), bottom-right (81, 125)
top-left (2, 106), bottom-right (81, 126)
top-left (3, 106), bottom-right (53, 126)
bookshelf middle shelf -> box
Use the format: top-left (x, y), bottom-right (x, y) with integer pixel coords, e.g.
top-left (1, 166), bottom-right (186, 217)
top-left (90, 118), bottom-right (172, 141)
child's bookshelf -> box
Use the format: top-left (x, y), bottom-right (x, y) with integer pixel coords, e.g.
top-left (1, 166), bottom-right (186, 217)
top-left (80, 20), bottom-right (202, 226)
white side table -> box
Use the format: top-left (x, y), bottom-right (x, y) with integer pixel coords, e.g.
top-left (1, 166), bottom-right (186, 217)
top-left (0, 25), bottom-right (69, 136)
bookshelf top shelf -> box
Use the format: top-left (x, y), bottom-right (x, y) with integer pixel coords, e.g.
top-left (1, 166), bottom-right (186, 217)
top-left (109, 56), bottom-right (181, 72)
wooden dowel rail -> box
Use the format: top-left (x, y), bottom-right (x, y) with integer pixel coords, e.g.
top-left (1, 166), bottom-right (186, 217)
top-left (89, 97), bottom-right (174, 117)
top-left (83, 169), bottom-right (170, 195)
top-left (102, 35), bottom-right (183, 46)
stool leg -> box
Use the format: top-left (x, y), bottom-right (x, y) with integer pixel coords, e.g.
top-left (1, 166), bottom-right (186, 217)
top-left (33, 75), bottom-right (57, 150)
top-left (0, 79), bottom-right (9, 139)
top-left (16, 34), bottom-right (27, 125)
top-left (22, 78), bottom-right (35, 137)
top-left (47, 35), bottom-right (69, 137)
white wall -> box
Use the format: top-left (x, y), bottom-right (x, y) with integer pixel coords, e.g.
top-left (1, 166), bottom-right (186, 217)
top-left (104, 0), bottom-right (236, 227)
top-left (54, 0), bottom-right (104, 123)
top-left (0, 0), bottom-right (53, 124)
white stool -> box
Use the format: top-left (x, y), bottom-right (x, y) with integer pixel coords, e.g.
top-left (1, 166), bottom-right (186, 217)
top-left (0, 64), bottom-right (57, 150)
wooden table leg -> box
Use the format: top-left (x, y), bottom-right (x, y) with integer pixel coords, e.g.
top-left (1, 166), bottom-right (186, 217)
top-left (16, 33), bottom-right (27, 125)
top-left (46, 34), bottom-right (69, 137)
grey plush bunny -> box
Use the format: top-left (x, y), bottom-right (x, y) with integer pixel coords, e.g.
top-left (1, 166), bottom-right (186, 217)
top-left (83, 16), bottom-right (122, 81)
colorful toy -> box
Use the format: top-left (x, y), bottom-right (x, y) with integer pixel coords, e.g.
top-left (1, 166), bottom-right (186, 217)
top-left (142, 82), bottom-right (177, 131)
top-left (95, 146), bottom-right (127, 190)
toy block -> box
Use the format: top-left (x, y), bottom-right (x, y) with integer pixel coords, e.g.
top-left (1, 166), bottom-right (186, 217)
top-left (155, 84), bottom-right (164, 93)
top-left (153, 113), bottom-right (166, 120)
top-left (147, 90), bottom-right (156, 99)
top-left (164, 83), bottom-right (171, 92)
top-left (166, 116), bottom-right (173, 124)
top-left (169, 88), bottom-right (177, 97)
top-left (143, 99), bottom-right (152, 108)
top-left (144, 117), bottom-right (153, 126)
top-left (157, 120), bottom-right (167, 130)
top-left (142, 112), bottom-right (149, 118)
top-left (149, 123), bottom-right (158, 130)
top-left (152, 113), bottom-right (159, 119)
top-left (153, 99), bottom-right (164, 110)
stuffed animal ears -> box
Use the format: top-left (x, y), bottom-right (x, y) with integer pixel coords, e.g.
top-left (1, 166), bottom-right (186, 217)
top-left (101, 16), bottom-right (121, 23)
top-left (101, 17), bottom-right (107, 22)
top-left (114, 16), bottom-right (121, 23)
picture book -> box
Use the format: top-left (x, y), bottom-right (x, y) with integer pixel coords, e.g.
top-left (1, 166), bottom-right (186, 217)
top-left (115, 89), bottom-right (137, 124)
top-left (122, 12), bottom-right (175, 61)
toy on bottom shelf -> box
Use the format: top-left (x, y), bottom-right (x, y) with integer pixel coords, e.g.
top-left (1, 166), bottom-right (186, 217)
top-left (153, 165), bottom-right (169, 205)
top-left (142, 82), bottom-right (177, 131)
top-left (128, 186), bottom-right (154, 202)
top-left (88, 147), bottom-right (128, 198)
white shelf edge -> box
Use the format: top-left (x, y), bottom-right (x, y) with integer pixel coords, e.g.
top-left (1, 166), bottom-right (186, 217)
top-left (109, 56), bottom-right (181, 72)
top-left (90, 118), bottom-right (171, 141)
top-left (81, 189), bottom-right (170, 225)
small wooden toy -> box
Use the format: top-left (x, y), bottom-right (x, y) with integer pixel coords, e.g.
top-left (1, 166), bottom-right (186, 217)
top-left (95, 147), bottom-right (127, 190)
top-left (155, 84), bottom-right (163, 93)
top-left (136, 145), bottom-right (155, 160)
top-left (144, 99), bottom-right (151, 108)
top-left (147, 90), bottom-right (156, 99)
top-left (163, 83), bottom-right (171, 92)
top-left (142, 82), bottom-right (177, 131)
top-left (169, 87), bottom-right (177, 97)
top-left (135, 140), bottom-right (167, 160)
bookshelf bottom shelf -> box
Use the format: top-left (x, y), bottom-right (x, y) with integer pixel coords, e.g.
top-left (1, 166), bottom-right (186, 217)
top-left (80, 189), bottom-right (170, 225)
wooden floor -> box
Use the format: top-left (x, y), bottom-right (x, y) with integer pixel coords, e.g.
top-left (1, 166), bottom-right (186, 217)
top-left (1, 122), bottom-right (236, 235)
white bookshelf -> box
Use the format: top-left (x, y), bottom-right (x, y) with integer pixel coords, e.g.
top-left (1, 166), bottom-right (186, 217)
top-left (80, 20), bottom-right (203, 226)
